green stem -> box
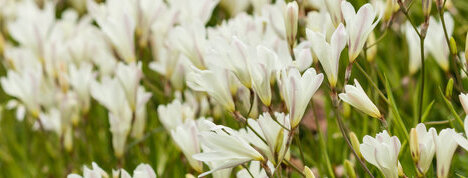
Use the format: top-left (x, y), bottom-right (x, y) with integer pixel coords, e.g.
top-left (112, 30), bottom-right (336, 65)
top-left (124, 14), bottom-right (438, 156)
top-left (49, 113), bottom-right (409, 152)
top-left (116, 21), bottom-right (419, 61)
top-left (355, 63), bottom-right (389, 103)
top-left (331, 91), bottom-right (375, 178)
top-left (311, 102), bottom-right (335, 178)
top-left (418, 37), bottom-right (425, 123)
top-left (294, 134), bottom-right (306, 165)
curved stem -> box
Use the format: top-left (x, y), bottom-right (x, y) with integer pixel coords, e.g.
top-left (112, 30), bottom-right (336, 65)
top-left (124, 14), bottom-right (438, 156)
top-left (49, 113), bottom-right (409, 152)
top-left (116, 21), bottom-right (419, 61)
top-left (311, 102), bottom-right (335, 178)
top-left (331, 90), bottom-right (375, 178)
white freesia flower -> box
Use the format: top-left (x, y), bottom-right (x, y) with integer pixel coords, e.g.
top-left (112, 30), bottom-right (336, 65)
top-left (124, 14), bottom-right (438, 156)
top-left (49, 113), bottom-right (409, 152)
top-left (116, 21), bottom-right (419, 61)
top-left (171, 120), bottom-right (203, 172)
top-left (187, 67), bottom-right (235, 112)
top-left (68, 162), bottom-right (156, 178)
top-left (130, 87), bottom-right (152, 139)
top-left (307, 23), bottom-right (347, 87)
top-left (410, 123), bottom-right (436, 175)
top-left (425, 12), bottom-right (454, 72)
top-left (324, 0), bottom-right (343, 27)
top-left (280, 67), bottom-right (324, 128)
top-left (249, 46), bottom-right (277, 106)
top-left (402, 22), bottom-right (424, 75)
top-left (360, 130), bottom-right (401, 178)
top-left (87, 0), bottom-right (136, 63)
top-left (67, 63), bottom-right (95, 113)
top-left (193, 124), bottom-right (264, 177)
top-left (306, 11), bottom-right (335, 41)
top-left (284, 1), bottom-right (298, 47)
top-left (339, 79), bottom-right (381, 118)
top-left (7, 0), bottom-right (55, 58)
top-left (168, 0), bottom-right (219, 24)
top-left (115, 62), bottom-right (143, 110)
top-left (459, 93), bottom-right (468, 114)
top-left (246, 112), bottom-right (290, 165)
top-left (454, 117), bottom-right (468, 151)
top-left (157, 99), bottom-right (195, 131)
top-left (341, 1), bottom-right (381, 62)
top-left (1, 69), bottom-right (43, 118)
top-left (171, 21), bottom-right (208, 69)
top-left (67, 162), bottom-right (108, 178)
top-left (432, 128), bottom-right (459, 178)
top-left (90, 77), bottom-right (132, 158)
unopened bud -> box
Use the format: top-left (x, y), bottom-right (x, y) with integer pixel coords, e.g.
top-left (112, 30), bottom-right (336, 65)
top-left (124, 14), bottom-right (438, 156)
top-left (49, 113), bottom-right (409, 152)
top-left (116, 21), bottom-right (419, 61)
top-left (303, 166), bottom-right (315, 178)
top-left (0, 33), bottom-right (4, 57)
top-left (422, 0), bottom-right (432, 18)
top-left (275, 129), bottom-right (285, 153)
top-left (366, 32), bottom-right (377, 62)
top-left (344, 160), bottom-right (357, 178)
top-left (284, 1), bottom-right (298, 48)
top-left (410, 128), bottom-right (420, 162)
top-left (445, 78), bottom-right (454, 98)
top-left (465, 33), bottom-right (468, 63)
top-left (349, 132), bottom-right (363, 160)
top-left (450, 37), bottom-right (457, 55)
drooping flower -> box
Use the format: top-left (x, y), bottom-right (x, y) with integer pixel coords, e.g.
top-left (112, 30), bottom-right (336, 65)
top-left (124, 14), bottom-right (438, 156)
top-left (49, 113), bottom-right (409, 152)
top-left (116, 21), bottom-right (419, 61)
top-left (360, 130), bottom-right (401, 178)
top-left (280, 67), bottom-right (323, 128)
top-left (402, 22), bottom-right (424, 75)
top-left (341, 1), bottom-right (381, 62)
top-left (339, 79), bottom-right (381, 118)
top-left (425, 12), bottom-right (454, 72)
top-left (307, 23), bottom-right (347, 87)
top-left (409, 123), bottom-right (436, 176)
top-left (432, 128), bottom-right (459, 178)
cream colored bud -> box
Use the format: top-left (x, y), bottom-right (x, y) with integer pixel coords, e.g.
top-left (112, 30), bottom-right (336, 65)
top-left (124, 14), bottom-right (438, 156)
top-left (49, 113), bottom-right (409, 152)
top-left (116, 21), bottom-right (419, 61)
top-left (349, 132), bottom-right (363, 160)
top-left (303, 166), bottom-right (315, 178)
top-left (410, 128), bottom-right (420, 162)
top-left (344, 160), bottom-right (357, 178)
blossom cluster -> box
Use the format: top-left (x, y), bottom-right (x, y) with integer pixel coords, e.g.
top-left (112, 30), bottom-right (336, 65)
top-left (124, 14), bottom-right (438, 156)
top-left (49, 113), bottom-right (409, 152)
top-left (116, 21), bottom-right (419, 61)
top-left (0, 0), bottom-right (468, 177)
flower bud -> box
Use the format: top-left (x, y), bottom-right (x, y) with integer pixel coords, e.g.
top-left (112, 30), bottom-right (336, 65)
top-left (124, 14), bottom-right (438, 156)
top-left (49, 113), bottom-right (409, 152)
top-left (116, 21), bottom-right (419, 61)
top-left (422, 0), bottom-right (432, 18)
top-left (349, 132), bottom-right (363, 160)
top-left (344, 160), bottom-right (356, 178)
top-left (465, 33), bottom-right (468, 63)
top-left (445, 78), bottom-right (454, 98)
top-left (410, 128), bottom-right (420, 162)
top-left (284, 1), bottom-right (299, 48)
top-left (0, 33), bottom-right (4, 57)
top-left (450, 37), bottom-right (457, 55)
top-left (366, 32), bottom-right (377, 62)
top-left (304, 166), bottom-right (315, 178)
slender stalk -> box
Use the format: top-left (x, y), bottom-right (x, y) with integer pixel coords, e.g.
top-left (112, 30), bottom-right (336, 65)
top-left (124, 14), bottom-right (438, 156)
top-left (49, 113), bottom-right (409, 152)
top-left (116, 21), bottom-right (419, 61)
top-left (294, 134), bottom-right (305, 165)
top-left (438, 6), bottom-right (463, 88)
top-left (355, 63), bottom-right (389, 103)
top-left (284, 159), bottom-right (306, 177)
top-left (311, 102), bottom-right (335, 178)
top-left (331, 90), bottom-right (374, 178)
top-left (418, 37), bottom-right (425, 123)
top-left (242, 164), bottom-right (255, 178)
